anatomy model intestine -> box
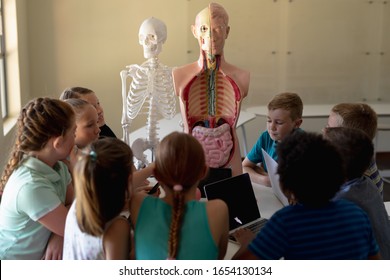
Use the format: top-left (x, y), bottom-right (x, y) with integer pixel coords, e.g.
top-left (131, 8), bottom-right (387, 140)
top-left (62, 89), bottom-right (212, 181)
top-left (120, 17), bottom-right (176, 167)
top-left (173, 3), bottom-right (250, 176)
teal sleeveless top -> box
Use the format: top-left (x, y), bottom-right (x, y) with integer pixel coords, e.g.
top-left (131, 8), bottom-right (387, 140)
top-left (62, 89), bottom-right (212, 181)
top-left (134, 196), bottom-right (218, 259)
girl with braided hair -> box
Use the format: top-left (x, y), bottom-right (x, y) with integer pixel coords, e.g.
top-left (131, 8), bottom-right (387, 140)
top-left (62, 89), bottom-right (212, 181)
top-left (130, 132), bottom-right (229, 260)
top-left (0, 97), bottom-right (76, 259)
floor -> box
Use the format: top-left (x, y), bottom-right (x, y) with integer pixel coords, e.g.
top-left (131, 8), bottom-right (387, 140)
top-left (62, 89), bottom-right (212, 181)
top-left (376, 152), bottom-right (390, 202)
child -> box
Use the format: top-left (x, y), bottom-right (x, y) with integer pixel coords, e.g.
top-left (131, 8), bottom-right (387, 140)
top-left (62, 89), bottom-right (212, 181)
top-left (63, 138), bottom-right (133, 259)
top-left (0, 97), bottom-right (76, 259)
top-left (62, 92), bottom-right (153, 188)
top-left (63, 98), bottom-right (100, 170)
top-left (60, 86), bottom-right (117, 138)
top-left (233, 131), bottom-right (380, 260)
top-left (130, 132), bottom-right (229, 260)
top-left (327, 102), bottom-right (384, 196)
top-left (324, 127), bottom-right (390, 259)
top-left (242, 92), bottom-right (303, 186)
top-left (64, 98), bottom-right (100, 148)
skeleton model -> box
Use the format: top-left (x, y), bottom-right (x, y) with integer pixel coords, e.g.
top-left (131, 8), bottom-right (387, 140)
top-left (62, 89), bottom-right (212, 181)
top-left (120, 17), bottom-right (176, 167)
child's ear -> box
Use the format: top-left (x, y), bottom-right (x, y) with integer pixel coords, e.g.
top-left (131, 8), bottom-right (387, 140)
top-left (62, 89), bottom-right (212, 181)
top-left (52, 135), bottom-right (64, 150)
top-left (295, 118), bottom-right (303, 128)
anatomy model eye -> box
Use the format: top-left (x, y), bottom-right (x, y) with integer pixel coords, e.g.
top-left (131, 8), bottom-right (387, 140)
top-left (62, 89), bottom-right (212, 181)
top-left (200, 25), bottom-right (208, 33)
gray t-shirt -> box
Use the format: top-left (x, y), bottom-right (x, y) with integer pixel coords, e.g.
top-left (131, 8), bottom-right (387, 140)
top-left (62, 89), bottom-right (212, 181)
top-left (334, 176), bottom-right (390, 259)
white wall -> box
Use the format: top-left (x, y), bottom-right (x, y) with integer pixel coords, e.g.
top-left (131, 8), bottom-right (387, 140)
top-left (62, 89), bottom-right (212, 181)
top-left (24, 0), bottom-right (390, 137)
top-left (25, 0), bottom-right (189, 138)
top-left (1, 0), bottom-right (390, 170)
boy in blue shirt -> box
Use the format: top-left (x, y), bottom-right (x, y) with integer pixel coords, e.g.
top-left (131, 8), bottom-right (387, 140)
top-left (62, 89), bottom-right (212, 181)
top-left (242, 92), bottom-right (303, 186)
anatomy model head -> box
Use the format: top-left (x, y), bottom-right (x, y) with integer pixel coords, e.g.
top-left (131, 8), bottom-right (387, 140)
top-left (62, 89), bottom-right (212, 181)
top-left (191, 3), bottom-right (230, 58)
top-left (139, 17), bottom-right (167, 59)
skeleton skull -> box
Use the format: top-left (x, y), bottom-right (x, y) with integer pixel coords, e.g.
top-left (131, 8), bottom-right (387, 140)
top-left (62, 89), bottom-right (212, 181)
top-left (139, 17), bottom-right (167, 59)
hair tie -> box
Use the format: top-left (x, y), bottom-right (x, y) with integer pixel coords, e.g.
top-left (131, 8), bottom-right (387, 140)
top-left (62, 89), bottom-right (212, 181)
top-left (173, 184), bottom-right (183, 192)
top-left (89, 150), bottom-right (97, 161)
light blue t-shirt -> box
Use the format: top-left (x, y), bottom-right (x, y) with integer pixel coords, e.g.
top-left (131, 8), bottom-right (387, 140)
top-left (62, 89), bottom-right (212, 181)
top-left (247, 128), bottom-right (302, 172)
top-left (135, 196), bottom-right (218, 260)
top-left (0, 156), bottom-right (71, 260)
top-left (246, 130), bottom-right (277, 172)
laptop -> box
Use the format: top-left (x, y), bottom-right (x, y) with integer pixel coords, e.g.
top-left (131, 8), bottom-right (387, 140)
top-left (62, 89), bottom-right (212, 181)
top-left (261, 148), bottom-right (289, 206)
top-left (198, 167), bottom-right (232, 198)
top-left (203, 173), bottom-right (267, 241)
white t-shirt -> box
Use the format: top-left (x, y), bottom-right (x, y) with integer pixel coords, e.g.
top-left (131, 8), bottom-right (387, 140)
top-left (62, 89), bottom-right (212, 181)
top-left (63, 201), bottom-right (105, 260)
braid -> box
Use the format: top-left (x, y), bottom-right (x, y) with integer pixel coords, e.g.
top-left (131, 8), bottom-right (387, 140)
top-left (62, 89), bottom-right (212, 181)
top-left (0, 133), bottom-right (24, 195)
top-left (167, 190), bottom-right (185, 259)
top-left (0, 105), bottom-right (32, 194)
top-left (155, 132), bottom-right (207, 259)
top-left (0, 97), bottom-right (74, 196)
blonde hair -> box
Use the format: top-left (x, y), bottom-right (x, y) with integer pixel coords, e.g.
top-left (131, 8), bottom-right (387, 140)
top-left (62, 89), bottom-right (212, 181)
top-left (268, 92), bottom-right (303, 121)
top-left (331, 103), bottom-right (377, 140)
top-left (154, 132), bottom-right (206, 259)
top-left (59, 87), bottom-right (94, 100)
top-left (63, 98), bottom-right (91, 121)
top-left (74, 138), bottom-right (133, 236)
top-left (0, 97), bottom-right (75, 195)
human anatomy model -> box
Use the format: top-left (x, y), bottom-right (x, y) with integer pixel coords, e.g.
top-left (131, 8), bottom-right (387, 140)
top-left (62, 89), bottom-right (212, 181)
top-left (121, 17), bottom-right (176, 167)
top-left (172, 3), bottom-right (250, 176)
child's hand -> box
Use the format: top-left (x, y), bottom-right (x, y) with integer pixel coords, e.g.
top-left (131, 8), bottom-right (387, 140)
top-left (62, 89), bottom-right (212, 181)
top-left (42, 233), bottom-right (63, 260)
top-left (262, 175), bottom-right (271, 187)
top-left (288, 195), bottom-right (298, 205)
top-left (142, 179), bottom-right (150, 186)
top-left (232, 228), bottom-right (255, 246)
top-left (136, 185), bottom-right (161, 197)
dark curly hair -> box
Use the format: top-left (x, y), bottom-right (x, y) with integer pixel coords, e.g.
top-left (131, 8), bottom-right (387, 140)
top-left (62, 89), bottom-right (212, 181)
top-left (277, 131), bottom-right (345, 207)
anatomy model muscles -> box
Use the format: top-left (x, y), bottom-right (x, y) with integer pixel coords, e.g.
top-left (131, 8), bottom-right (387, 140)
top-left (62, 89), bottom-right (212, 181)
top-left (172, 3), bottom-right (250, 176)
top-left (120, 17), bottom-right (176, 167)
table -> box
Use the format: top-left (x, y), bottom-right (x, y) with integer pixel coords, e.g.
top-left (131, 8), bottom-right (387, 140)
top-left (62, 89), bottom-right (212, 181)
top-left (225, 182), bottom-right (283, 259)
top-left (129, 111), bottom-right (256, 162)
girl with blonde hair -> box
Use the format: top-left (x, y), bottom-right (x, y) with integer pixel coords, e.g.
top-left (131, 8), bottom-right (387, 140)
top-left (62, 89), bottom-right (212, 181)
top-left (63, 137), bottom-right (133, 259)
